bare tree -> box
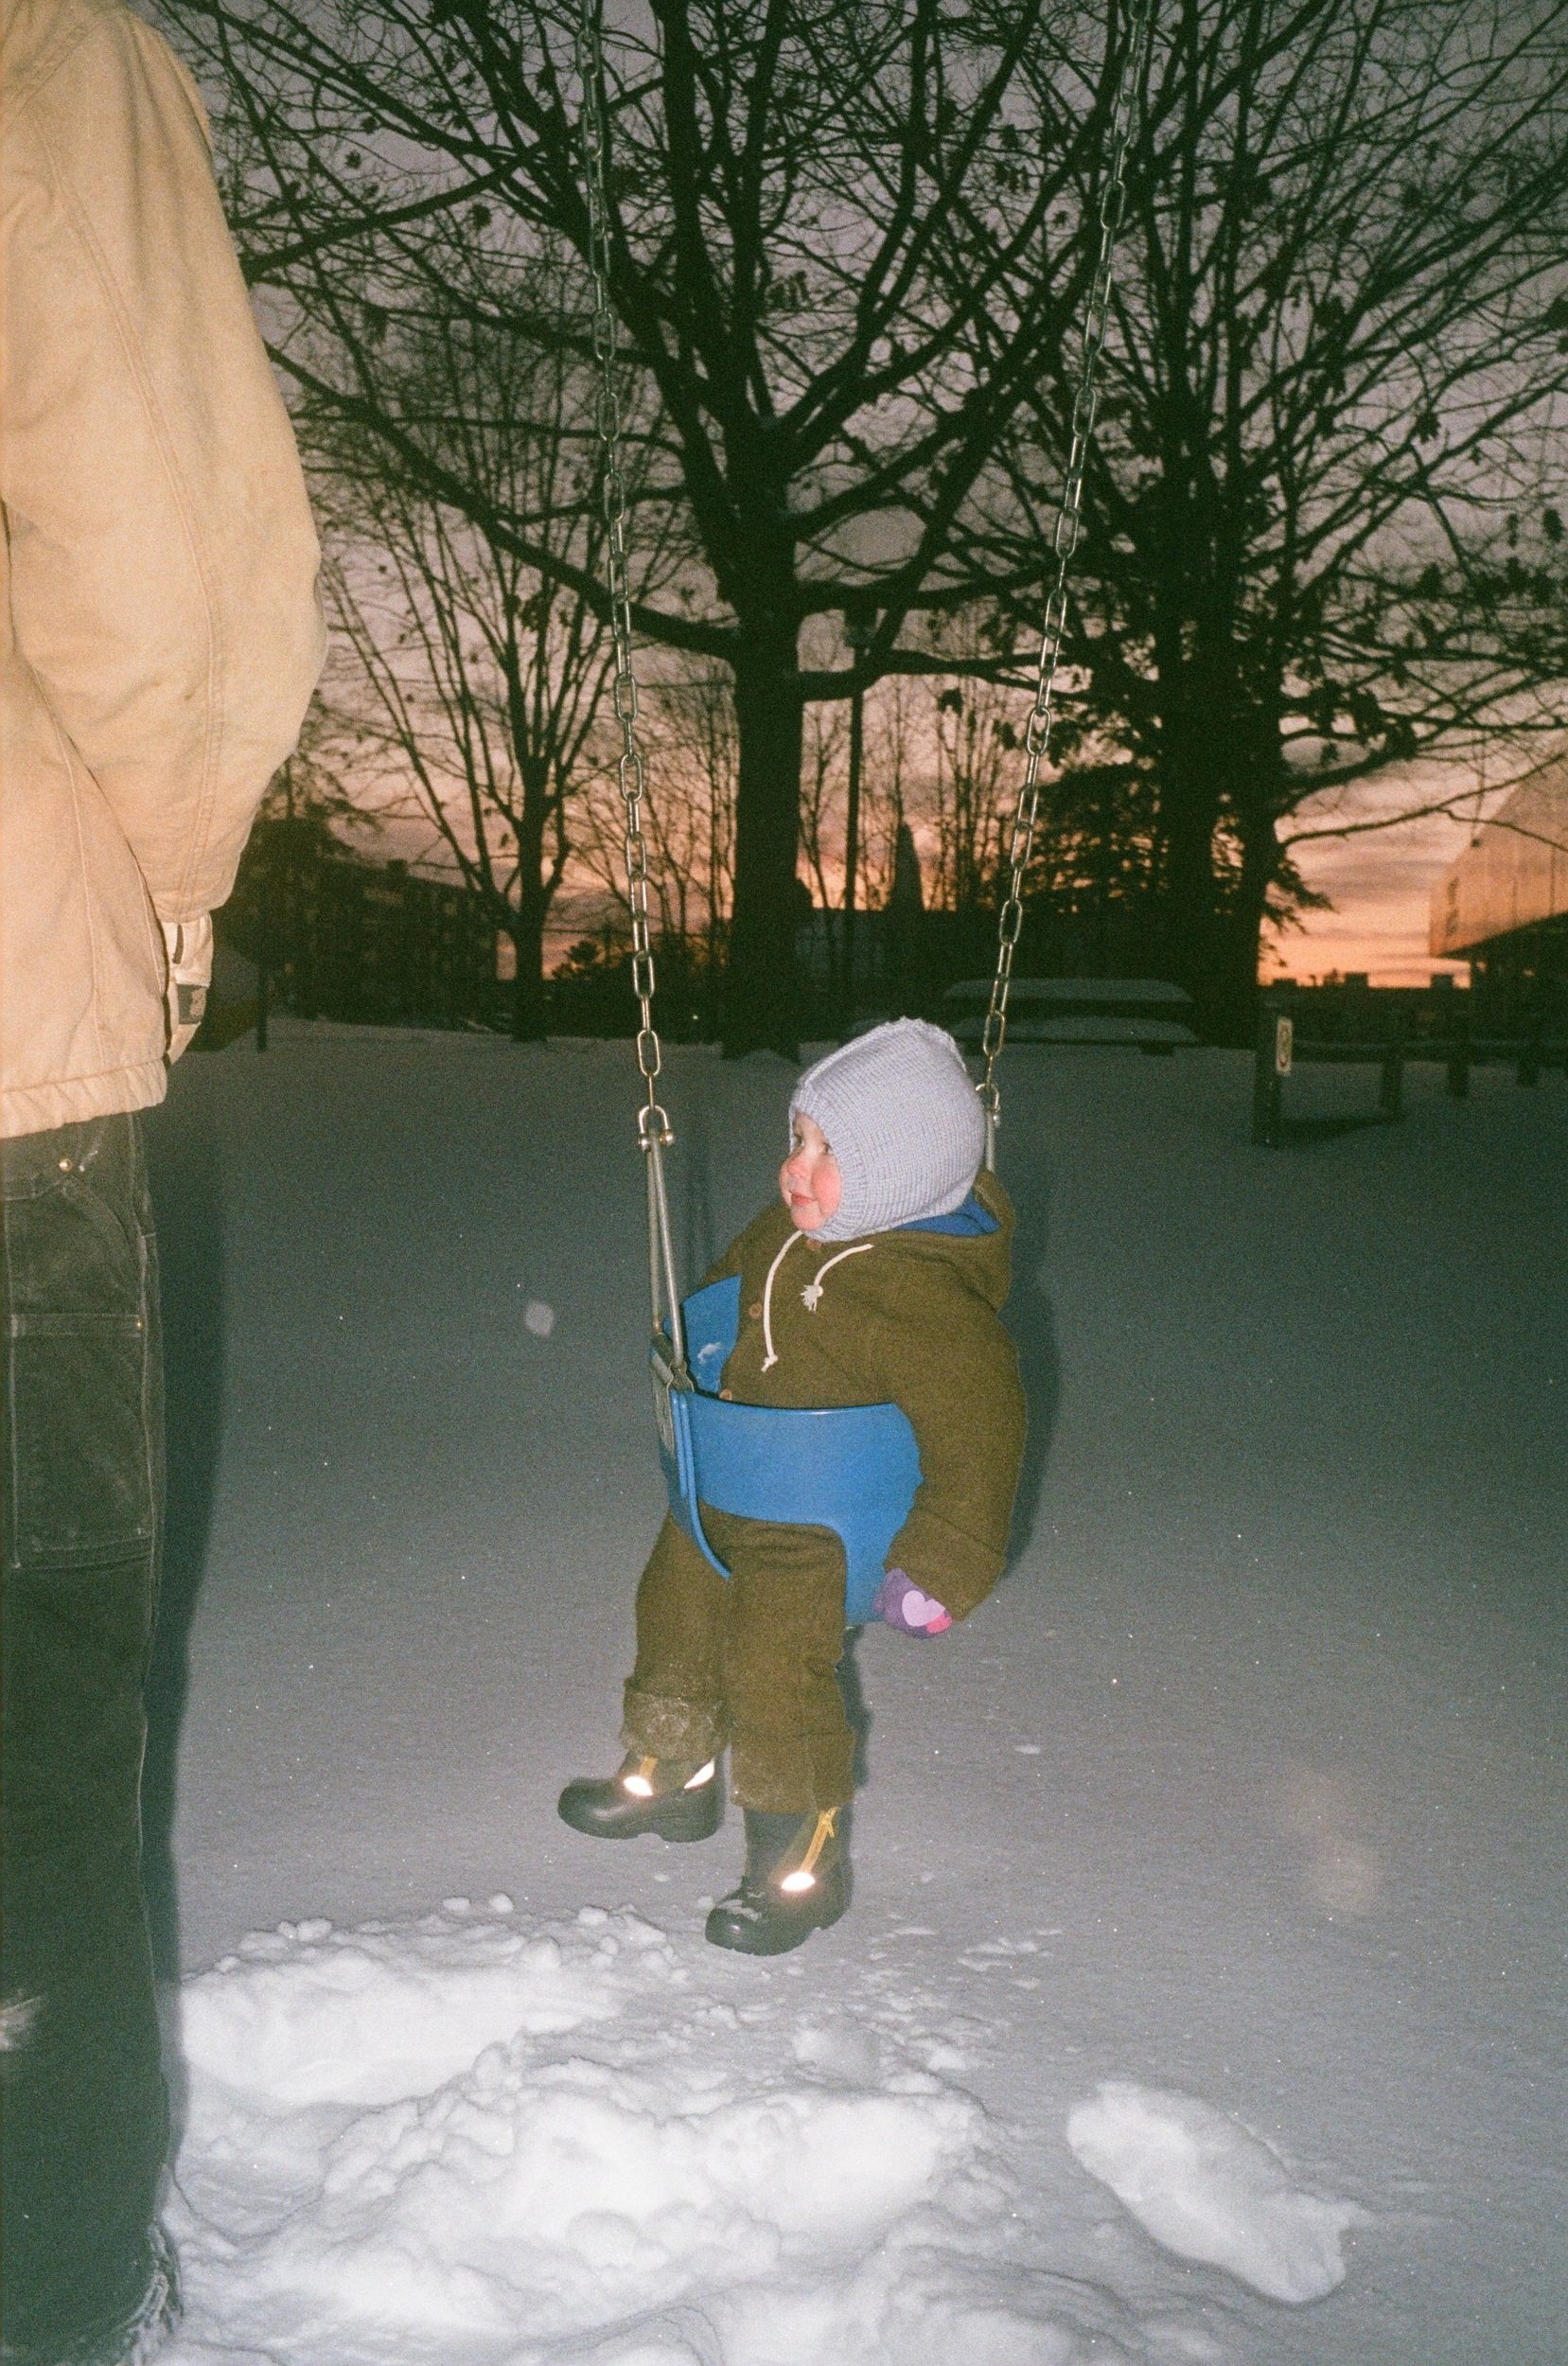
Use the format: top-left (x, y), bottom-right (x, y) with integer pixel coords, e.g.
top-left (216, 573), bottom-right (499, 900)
top-left (859, 675), bottom-right (919, 917)
top-left (307, 264), bottom-right (646, 1036)
top-left (650, 667), bottom-right (740, 999)
top-left (155, 0), bottom-right (1133, 1051)
top-left (570, 662), bottom-right (740, 1032)
top-left (923, 609), bottom-right (1028, 918)
top-left (993, 0), bottom-right (1568, 1032)
top-left (795, 701), bottom-right (849, 1007)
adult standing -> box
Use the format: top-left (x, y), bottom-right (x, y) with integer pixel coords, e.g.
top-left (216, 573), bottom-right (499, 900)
top-left (0, 2), bottom-right (324, 2357)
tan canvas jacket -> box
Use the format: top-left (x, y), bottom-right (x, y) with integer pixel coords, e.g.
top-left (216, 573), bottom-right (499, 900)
top-left (0, 0), bottom-right (325, 1138)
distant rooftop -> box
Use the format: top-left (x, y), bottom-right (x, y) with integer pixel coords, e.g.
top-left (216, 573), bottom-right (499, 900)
top-left (1429, 751), bottom-right (1568, 958)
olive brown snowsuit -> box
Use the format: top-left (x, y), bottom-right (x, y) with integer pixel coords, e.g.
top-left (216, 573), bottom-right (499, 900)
top-left (622, 1168), bottom-right (1026, 1811)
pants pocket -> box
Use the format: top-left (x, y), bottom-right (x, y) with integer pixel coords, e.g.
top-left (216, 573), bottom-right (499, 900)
top-left (8, 1314), bottom-right (155, 1566)
top-left (3, 1118), bottom-right (159, 1572)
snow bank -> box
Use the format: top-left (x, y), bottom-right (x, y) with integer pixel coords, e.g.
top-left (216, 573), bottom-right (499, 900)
top-left (167, 1903), bottom-right (1200, 2366)
top-left (149, 1031), bottom-right (1567, 2363)
top-left (1066, 2082), bottom-right (1362, 2304)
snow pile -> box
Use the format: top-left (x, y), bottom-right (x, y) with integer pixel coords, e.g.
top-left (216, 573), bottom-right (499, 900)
top-left (1066, 2082), bottom-right (1362, 2304)
top-left (179, 1898), bottom-right (603, 2107)
top-left (167, 1903), bottom-right (1197, 2366)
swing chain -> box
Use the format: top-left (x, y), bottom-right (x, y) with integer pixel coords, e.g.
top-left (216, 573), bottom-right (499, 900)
top-left (978, 0), bottom-right (1155, 1157)
top-left (576, 4), bottom-right (689, 1370)
top-left (575, 2), bottom-right (668, 1151)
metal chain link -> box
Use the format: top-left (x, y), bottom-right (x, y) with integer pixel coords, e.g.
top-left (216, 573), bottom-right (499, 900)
top-left (978, 0), bottom-right (1156, 1159)
top-left (575, 1), bottom-right (668, 1155)
top-left (576, 1), bottom-right (691, 1371)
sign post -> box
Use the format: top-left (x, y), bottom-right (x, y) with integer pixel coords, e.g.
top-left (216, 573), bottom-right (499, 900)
top-left (1252, 1003), bottom-right (1289, 1148)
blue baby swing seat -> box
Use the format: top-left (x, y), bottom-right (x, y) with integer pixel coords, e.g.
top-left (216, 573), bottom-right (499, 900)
top-left (652, 1275), bottom-right (922, 1625)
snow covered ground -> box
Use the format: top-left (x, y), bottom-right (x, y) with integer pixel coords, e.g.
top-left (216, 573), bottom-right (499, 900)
top-left (142, 1027), bottom-right (1566, 2365)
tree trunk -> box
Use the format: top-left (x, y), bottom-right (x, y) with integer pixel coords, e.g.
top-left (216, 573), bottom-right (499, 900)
top-left (509, 884), bottom-right (549, 1043)
top-left (1217, 761), bottom-right (1287, 1049)
top-left (508, 928), bottom-right (547, 1039)
top-left (508, 770), bottom-right (553, 1043)
top-left (1151, 668), bottom-right (1225, 1032)
top-left (723, 622), bottom-right (804, 1057)
top-left (1211, 841), bottom-right (1272, 1047)
top-left (509, 950), bottom-right (546, 1041)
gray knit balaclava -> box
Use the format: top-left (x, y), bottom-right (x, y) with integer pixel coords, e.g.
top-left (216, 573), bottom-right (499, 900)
top-left (788, 1017), bottom-right (986, 1243)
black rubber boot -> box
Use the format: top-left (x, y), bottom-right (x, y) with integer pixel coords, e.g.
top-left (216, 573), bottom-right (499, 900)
top-left (557, 1752), bottom-right (723, 1843)
top-left (704, 1808), bottom-right (849, 1955)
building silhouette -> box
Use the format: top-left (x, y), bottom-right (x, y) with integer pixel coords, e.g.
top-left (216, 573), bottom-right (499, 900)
top-left (219, 816), bottom-right (498, 1030)
top-left (1431, 754), bottom-right (1568, 1026)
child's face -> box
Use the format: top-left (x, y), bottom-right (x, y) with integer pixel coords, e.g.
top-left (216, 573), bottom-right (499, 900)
top-left (780, 1112), bottom-right (841, 1231)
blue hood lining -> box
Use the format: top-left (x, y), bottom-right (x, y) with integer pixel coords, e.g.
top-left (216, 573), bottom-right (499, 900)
top-left (897, 1192), bottom-right (997, 1238)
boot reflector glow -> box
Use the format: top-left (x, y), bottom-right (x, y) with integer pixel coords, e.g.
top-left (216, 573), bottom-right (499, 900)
top-left (778, 1808), bottom-right (837, 1894)
top-left (622, 1756), bottom-right (714, 1799)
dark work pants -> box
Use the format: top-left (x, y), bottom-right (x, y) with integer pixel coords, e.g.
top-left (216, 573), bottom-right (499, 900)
top-left (622, 1510), bottom-right (854, 1812)
top-left (1, 1114), bottom-right (169, 2360)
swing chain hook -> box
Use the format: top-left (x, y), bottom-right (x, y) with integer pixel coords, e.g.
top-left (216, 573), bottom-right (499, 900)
top-left (978, 0), bottom-right (1155, 1156)
top-left (575, 0), bottom-right (663, 1134)
top-left (641, 1104), bottom-right (688, 1371)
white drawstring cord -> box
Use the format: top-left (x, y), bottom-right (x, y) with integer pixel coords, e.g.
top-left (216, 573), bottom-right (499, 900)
top-left (763, 1234), bottom-right (874, 1365)
top-left (759, 1231), bottom-right (801, 1370)
top-left (799, 1242), bottom-right (872, 1313)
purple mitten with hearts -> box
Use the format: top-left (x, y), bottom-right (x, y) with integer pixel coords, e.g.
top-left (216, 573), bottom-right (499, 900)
top-left (873, 1568), bottom-right (953, 1635)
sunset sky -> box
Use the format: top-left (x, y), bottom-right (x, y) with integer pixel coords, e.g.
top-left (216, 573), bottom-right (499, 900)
top-left (1264, 749), bottom-right (1565, 987)
top-left (1267, 798), bottom-right (1473, 987)
top-left (376, 753), bottom-right (1511, 993)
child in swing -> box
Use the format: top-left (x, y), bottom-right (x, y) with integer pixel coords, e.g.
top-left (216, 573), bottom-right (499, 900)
top-left (559, 1018), bottom-right (1026, 1955)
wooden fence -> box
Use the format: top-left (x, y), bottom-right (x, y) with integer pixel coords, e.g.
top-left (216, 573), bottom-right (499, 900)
top-left (1251, 1006), bottom-right (1567, 1147)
